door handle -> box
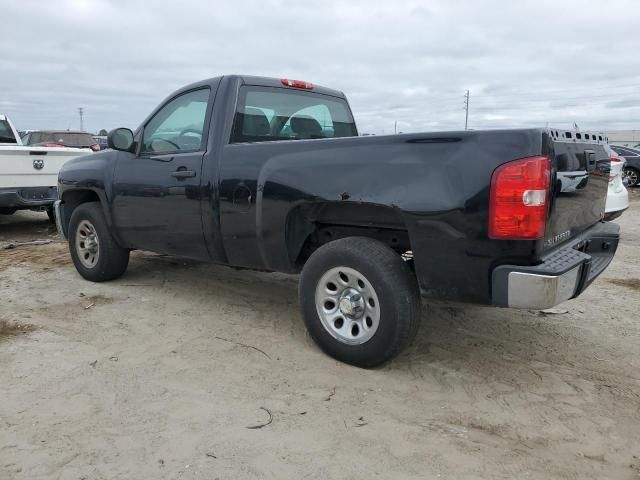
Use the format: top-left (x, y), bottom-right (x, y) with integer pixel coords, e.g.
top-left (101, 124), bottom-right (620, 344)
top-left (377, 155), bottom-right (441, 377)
top-left (170, 169), bottom-right (196, 179)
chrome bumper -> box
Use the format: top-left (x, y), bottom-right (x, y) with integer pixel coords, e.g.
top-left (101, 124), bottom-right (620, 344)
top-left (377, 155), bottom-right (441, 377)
top-left (53, 200), bottom-right (67, 239)
top-left (506, 267), bottom-right (581, 309)
top-left (492, 221), bottom-right (619, 310)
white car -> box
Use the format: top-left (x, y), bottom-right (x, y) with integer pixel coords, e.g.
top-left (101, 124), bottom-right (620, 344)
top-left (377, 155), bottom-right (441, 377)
top-left (0, 114), bottom-right (93, 218)
top-left (604, 143), bottom-right (629, 220)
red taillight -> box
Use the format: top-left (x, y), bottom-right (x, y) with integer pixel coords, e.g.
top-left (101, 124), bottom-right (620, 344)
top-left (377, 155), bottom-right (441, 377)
top-left (90, 143), bottom-right (100, 151)
top-left (488, 155), bottom-right (551, 240)
top-left (610, 156), bottom-right (623, 163)
top-left (281, 78), bottom-right (314, 90)
top-left (38, 142), bottom-right (64, 148)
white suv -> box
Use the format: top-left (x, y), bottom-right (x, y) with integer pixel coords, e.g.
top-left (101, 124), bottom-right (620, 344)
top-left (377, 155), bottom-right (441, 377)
top-left (604, 143), bottom-right (629, 220)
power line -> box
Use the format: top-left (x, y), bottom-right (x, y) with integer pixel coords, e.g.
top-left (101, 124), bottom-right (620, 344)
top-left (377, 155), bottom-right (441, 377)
top-left (472, 82), bottom-right (640, 99)
top-left (412, 96), bottom-right (640, 117)
top-left (470, 93), bottom-right (640, 105)
top-left (464, 90), bottom-right (470, 130)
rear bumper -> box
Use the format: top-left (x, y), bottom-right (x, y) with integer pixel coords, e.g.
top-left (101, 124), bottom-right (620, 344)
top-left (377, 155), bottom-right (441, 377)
top-left (605, 185), bottom-right (629, 215)
top-left (492, 221), bottom-right (620, 309)
top-left (0, 186), bottom-right (58, 208)
top-left (604, 207), bottom-right (627, 221)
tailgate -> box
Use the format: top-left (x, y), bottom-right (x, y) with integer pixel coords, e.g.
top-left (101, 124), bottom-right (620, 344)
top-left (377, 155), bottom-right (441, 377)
top-left (543, 132), bottom-right (610, 251)
top-left (0, 146), bottom-right (90, 188)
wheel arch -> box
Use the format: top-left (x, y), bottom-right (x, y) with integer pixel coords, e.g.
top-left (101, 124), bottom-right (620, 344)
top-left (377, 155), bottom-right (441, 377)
top-left (59, 189), bottom-right (109, 238)
top-left (286, 202), bottom-right (412, 268)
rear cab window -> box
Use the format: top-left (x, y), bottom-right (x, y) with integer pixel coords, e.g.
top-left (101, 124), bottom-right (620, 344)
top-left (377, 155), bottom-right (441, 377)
top-left (44, 133), bottom-right (94, 146)
top-left (25, 132), bottom-right (95, 146)
top-left (231, 86), bottom-right (357, 143)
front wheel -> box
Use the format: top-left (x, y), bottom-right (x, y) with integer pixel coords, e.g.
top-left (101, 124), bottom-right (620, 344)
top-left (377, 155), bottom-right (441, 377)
top-left (68, 202), bottom-right (129, 282)
top-left (623, 167), bottom-right (639, 187)
top-left (299, 237), bottom-right (421, 368)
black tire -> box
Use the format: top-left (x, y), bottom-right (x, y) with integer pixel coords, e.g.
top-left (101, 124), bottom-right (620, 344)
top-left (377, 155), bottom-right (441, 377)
top-left (46, 206), bottom-right (55, 223)
top-left (68, 202), bottom-right (129, 282)
top-left (299, 237), bottom-right (421, 368)
top-left (0, 208), bottom-right (16, 215)
top-left (624, 167), bottom-right (639, 188)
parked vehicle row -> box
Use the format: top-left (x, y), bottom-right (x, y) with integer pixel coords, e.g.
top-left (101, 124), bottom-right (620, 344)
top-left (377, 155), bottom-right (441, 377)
top-left (0, 115), bottom-right (94, 218)
top-left (54, 75), bottom-right (622, 367)
top-left (93, 135), bottom-right (108, 150)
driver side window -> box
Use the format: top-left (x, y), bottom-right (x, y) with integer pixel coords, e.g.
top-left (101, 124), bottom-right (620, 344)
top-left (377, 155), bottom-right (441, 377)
top-left (142, 88), bottom-right (209, 154)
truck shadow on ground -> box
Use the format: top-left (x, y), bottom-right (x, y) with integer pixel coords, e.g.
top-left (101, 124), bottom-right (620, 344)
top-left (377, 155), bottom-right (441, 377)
top-left (3, 212), bottom-right (621, 389)
top-left (121, 251), bottom-right (610, 389)
top-left (0, 211), bottom-right (55, 242)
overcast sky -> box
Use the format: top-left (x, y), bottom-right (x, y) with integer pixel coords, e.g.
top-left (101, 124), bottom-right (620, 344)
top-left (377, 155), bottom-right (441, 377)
top-left (1, 0), bottom-right (639, 135)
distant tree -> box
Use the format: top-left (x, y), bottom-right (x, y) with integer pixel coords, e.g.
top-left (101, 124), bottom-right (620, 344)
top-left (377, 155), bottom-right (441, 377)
top-left (98, 129), bottom-right (108, 136)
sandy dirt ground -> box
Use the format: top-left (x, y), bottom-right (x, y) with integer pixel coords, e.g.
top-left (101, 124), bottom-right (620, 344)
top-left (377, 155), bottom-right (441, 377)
top-left (1, 195), bottom-right (639, 480)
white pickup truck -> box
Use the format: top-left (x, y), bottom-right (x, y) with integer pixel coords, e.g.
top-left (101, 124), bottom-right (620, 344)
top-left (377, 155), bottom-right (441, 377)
top-left (0, 114), bottom-right (93, 217)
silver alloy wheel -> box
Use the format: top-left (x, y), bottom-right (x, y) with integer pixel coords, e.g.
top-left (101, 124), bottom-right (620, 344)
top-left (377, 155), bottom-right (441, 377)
top-left (75, 220), bottom-right (100, 268)
top-left (314, 266), bottom-right (381, 345)
top-left (624, 168), bottom-right (638, 187)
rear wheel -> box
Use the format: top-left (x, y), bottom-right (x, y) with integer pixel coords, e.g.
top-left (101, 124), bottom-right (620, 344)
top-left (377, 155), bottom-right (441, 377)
top-left (46, 206), bottom-right (55, 223)
top-left (0, 208), bottom-right (16, 215)
top-left (624, 167), bottom-right (639, 187)
top-left (68, 202), bottom-right (129, 282)
top-left (299, 237), bottom-right (421, 368)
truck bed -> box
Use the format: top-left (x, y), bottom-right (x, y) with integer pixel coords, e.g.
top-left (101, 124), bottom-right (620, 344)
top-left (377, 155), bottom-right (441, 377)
top-left (218, 127), bottom-right (610, 305)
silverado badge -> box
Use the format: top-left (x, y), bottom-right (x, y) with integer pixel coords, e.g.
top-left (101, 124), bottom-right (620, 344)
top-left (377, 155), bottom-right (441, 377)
top-left (543, 230), bottom-right (571, 248)
top-left (33, 159), bottom-right (44, 170)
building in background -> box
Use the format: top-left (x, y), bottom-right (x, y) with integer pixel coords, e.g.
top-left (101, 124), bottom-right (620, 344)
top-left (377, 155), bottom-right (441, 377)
top-left (606, 130), bottom-right (640, 147)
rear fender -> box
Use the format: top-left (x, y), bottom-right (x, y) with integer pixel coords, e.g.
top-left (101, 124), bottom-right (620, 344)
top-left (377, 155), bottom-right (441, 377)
top-left (284, 202), bottom-right (410, 270)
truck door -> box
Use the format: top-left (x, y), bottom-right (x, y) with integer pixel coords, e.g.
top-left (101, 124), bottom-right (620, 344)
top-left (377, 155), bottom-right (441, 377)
top-left (111, 88), bottom-right (211, 259)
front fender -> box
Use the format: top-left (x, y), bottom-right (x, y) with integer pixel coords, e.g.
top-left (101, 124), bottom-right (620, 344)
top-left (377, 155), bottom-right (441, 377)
top-left (57, 150), bottom-right (121, 242)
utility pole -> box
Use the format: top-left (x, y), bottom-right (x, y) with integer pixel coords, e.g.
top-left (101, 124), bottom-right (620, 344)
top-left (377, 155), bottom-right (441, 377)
top-left (464, 90), bottom-right (469, 130)
top-left (78, 107), bottom-right (84, 131)
top-left (394, 120), bottom-right (397, 134)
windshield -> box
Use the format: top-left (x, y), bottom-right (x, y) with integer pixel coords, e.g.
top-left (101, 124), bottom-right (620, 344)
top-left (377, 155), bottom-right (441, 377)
top-left (0, 120), bottom-right (17, 143)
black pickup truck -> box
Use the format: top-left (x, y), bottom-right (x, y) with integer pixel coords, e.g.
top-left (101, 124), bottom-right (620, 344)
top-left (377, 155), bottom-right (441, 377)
top-left (55, 75), bottom-right (619, 367)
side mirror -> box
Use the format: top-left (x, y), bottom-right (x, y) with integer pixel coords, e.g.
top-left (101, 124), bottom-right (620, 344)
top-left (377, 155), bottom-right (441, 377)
top-left (107, 128), bottom-right (135, 152)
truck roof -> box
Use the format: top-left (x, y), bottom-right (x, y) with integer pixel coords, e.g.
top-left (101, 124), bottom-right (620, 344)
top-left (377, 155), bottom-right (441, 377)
top-left (178, 75), bottom-right (347, 100)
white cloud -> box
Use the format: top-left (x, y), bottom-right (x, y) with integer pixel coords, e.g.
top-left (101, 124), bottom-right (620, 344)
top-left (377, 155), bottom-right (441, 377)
top-left (0, 0), bottom-right (639, 134)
